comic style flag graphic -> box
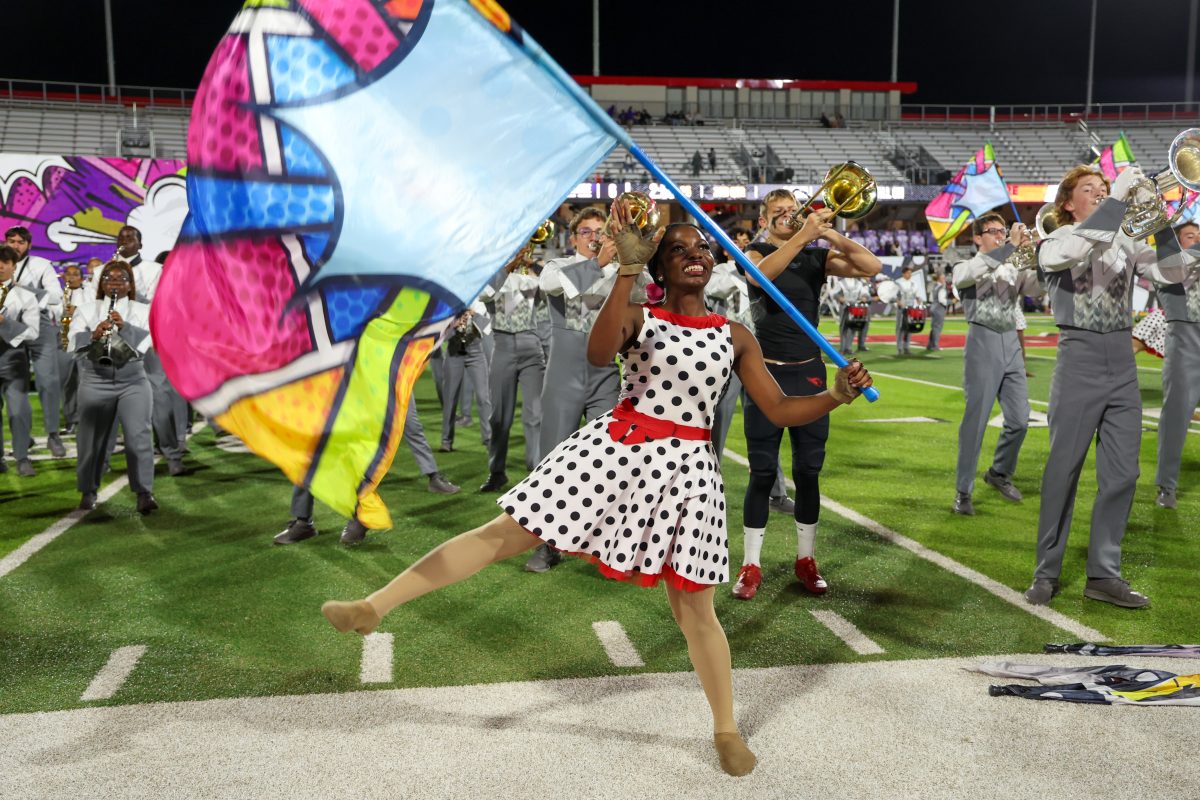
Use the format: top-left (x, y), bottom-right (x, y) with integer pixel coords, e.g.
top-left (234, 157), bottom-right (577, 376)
top-left (923, 143), bottom-right (1012, 249)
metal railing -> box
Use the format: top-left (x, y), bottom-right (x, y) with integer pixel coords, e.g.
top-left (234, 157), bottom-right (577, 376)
top-left (895, 101), bottom-right (1200, 127)
top-left (0, 77), bottom-right (195, 109)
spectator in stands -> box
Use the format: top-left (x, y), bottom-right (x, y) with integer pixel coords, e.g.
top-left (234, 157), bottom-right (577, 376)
top-left (831, 111), bottom-right (845, 128)
top-left (708, 148), bottom-right (717, 172)
top-left (820, 112), bottom-right (832, 129)
top-left (691, 150), bottom-right (703, 178)
top-left (730, 190), bottom-right (881, 602)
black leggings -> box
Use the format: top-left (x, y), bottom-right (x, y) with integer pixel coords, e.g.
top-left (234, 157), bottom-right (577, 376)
top-left (742, 360), bottom-right (829, 527)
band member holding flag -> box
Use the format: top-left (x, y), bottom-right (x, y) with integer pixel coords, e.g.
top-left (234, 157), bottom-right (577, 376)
top-left (322, 202), bottom-right (873, 777)
top-left (1027, 165), bottom-right (1189, 609)
top-left (731, 190), bottom-right (881, 601)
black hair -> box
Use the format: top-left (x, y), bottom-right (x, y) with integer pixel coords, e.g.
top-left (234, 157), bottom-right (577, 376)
top-left (96, 260), bottom-right (138, 301)
top-left (647, 223), bottom-right (706, 287)
top-left (119, 225), bottom-right (143, 243)
top-left (0, 244), bottom-right (18, 264)
top-left (4, 226), bottom-right (31, 243)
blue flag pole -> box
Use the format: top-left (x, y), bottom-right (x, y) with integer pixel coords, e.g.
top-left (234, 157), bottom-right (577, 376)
top-left (519, 33), bottom-right (880, 402)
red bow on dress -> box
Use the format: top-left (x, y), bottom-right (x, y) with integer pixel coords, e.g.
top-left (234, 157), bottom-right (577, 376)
top-left (607, 399), bottom-right (711, 445)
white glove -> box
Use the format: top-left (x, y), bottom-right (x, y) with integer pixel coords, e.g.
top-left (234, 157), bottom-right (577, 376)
top-left (1110, 166), bottom-right (1144, 203)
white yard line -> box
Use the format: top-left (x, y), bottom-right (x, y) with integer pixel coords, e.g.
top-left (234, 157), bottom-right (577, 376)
top-left (810, 610), bottom-right (885, 655)
top-left (0, 423), bottom-right (207, 581)
top-left (80, 645), bottom-right (147, 702)
top-left (722, 451), bottom-right (1107, 642)
top-left (360, 633), bottom-right (394, 684)
top-left (591, 621), bottom-right (645, 668)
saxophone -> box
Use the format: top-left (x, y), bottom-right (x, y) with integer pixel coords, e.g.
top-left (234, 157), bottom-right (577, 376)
top-left (59, 286), bottom-right (74, 351)
top-left (0, 282), bottom-right (10, 315)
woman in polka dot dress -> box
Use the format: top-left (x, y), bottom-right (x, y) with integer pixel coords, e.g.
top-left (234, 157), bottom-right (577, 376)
top-left (322, 204), bottom-right (873, 777)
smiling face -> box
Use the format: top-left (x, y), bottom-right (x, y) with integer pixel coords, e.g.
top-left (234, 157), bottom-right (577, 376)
top-left (652, 225), bottom-right (715, 291)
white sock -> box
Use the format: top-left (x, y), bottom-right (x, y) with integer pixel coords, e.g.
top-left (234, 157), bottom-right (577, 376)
top-left (742, 527), bottom-right (765, 566)
top-left (796, 521), bottom-right (817, 560)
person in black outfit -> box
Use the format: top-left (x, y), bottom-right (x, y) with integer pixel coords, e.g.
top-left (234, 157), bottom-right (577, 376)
top-left (730, 189), bottom-right (882, 600)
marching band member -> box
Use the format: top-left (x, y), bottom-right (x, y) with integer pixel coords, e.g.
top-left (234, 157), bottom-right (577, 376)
top-left (951, 212), bottom-right (1042, 516)
top-left (1027, 165), bottom-right (1189, 609)
top-left (320, 211), bottom-right (873, 778)
top-left (926, 268), bottom-right (949, 352)
top-left (57, 264), bottom-right (88, 436)
top-left (731, 190), bottom-right (881, 601)
top-left (836, 275), bottom-right (871, 355)
top-left (477, 250), bottom-right (546, 493)
top-left (69, 260), bottom-right (157, 514)
top-left (439, 303), bottom-right (492, 454)
top-left (893, 265), bottom-right (920, 355)
top-left (0, 245), bottom-right (41, 476)
top-left (4, 226), bottom-right (66, 458)
top-left (1152, 220), bottom-right (1200, 508)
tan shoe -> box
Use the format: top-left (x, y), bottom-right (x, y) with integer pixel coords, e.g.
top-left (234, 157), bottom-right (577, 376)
top-left (321, 599), bottom-right (381, 634)
top-left (714, 732), bottom-right (757, 776)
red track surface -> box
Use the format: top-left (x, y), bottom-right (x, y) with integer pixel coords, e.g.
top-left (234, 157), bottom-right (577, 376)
top-left (824, 332), bottom-right (1060, 349)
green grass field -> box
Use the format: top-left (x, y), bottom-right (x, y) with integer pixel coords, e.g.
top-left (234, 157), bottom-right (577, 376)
top-left (2, 314), bottom-right (1197, 715)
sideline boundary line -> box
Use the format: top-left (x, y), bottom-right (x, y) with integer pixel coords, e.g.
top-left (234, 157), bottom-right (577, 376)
top-left (0, 423), bottom-right (207, 580)
top-left (722, 451), bottom-right (1107, 641)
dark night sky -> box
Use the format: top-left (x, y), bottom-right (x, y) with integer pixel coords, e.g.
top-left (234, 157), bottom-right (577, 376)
top-left (3, 0), bottom-right (1197, 106)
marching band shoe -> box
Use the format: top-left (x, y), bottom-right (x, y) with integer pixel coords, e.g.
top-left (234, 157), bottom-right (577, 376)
top-left (47, 434), bottom-right (67, 458)
top-left (984, 468), bottom-right (1023, 502)
top-left (795, 557), bottom-right (828, 595)
top-left (455, 415), bottom-right (473, 428)
top-left (1083, 578), bottom-right (1150, 609)
top-left (0, 458), bottom-right (8, 474)
top-left (78, 492), bottom-right (98, 511)
top-left (437, 440), bottom-right (454, 453)
top-left (731, 564), bottom-right (762, 600)
top-left (427, 472), bottom-right (460, 494)
top-left (273, 518), bottom-right (318, 545)
top-left (479, 472), bottom-right (509, 493)
top-left (1156, 487), bottom-right (1177, 509)
top-left (167, 459), bottom-right (188, 477)
top-left (1023, 578), bottom-right (1060, 606)
top-left (340, 519), bottom-right (369, 546)
top-left (136, 492), bottom-right (158, 515)
top-left (713, 733), bottom-right (757, 777)
top-left (856, 346), bottom-right (870, 352)
top-left (321, 599), bottom-right (381, 635)
top-left (952, 491), bottom-right (975, 516)
top-left (523, 543), bottom-right (562, 573)
top-left (768, 495), bottom-right (795, 515)
top-left (16, 459), bottom-right (36, 478)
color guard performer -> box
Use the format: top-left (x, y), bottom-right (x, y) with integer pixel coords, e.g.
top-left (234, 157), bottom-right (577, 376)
top-left (0, 245), bottom-right (41, 476)
top-left (1027, 166), bottom-right (1189, 608)
top-left (1152, 220), bottom-right (1200, 508)
top-left (4, 226), bottom-right (65, 458)
top-left (69, 261), bottom-right (158, 514)
top-left (952, 213), bottom-right (1042, 515)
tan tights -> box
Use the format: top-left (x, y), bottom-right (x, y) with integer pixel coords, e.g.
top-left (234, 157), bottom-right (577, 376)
top-left (326, 512), bottom-right (754, 775)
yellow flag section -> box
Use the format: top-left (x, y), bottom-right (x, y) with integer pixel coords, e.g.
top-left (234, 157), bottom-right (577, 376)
top-left (217, 287), bottom-right (438, 530)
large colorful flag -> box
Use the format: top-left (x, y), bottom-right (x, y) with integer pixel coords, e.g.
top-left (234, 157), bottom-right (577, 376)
top-left (1092, 132), bottom-right (1136, 180)
top-left (151, 0), bottom-right (617, 528)
top-left (923, 144), bottom-right (1012, 249)
top-left (976, 661), bottom-right (1200, 707)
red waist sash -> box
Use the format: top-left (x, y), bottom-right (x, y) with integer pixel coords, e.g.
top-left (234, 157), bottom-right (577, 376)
top-left (607, 399), bottom-right (712, 445)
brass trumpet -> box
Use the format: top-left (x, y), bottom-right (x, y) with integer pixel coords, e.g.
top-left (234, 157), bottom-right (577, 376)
top-left (1010, 203), bottom-right (1061, 270)
top-left (601, 191), bottom-right (661, 244)
top-left (787, 161), bottom-right (877, 229)
top-left (1121, 128), bottom-right (1200, 240)
top-left (510, 220), bottom-right (555, 273)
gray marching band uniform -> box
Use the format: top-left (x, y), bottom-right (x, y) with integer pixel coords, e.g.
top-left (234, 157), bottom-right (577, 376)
top-left (12, 254), bottom-right (63, 436)
top-left (440, 304), bottom-right (492, 451)
top-left (538, 253), bottom-right (644, 453)
top-left (926, 278), bottom-right (949, 351)
top-left (1034, 199), bottom-right (1188, 582)
top-left (893, 274), bottom-right (921, 354)
top-left (0, 282), bottom-right (40, 465)
top-left (953, 244), bottom-right (1041, 496)
top-left (68, 297), bottom-right (155, 497)
top-left (57, 286), bottom-right (84, 430)
top-left (290, 397), bottom-right (441, 520)
top-left (1152, 237), bottom-right (1200, 496)
top-left (129, 256), bottom-right (188, 463)
top-left (480, 268), bottom-right (545, 474)
top-left (836, 277), bottom-right (871, 354)
top-left (706, 260), bottom-right (789, 500)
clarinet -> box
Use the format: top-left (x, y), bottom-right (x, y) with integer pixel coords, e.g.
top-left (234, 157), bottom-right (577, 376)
top-left (97, 291), bottom-right (119, 367)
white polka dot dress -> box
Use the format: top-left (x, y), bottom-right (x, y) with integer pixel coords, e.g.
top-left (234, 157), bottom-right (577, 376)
top-left (1132, 308), bottom-right (1166, 358)
top-left (498, 305), bottom-right (734, 591)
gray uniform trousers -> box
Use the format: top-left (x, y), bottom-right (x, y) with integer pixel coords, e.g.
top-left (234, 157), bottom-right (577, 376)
top-left (711, 372), bottom-right (788, 499)
top-left (894, 310), bottom-right (912, 353)
top-left (57, 348), bottom-right (79, 427)
top-left (1035, 329), bottom-right (1141, 580)
top-left (956, 324), bottom-right (1029, 494)
top-left (291, 398), bottom-right (439, 519)
top-left (76, 359), bottom-right (154, 494)
top-left (927, 303), bottom-right (947, 349)
top-left (141, 350), bottom-right (185, 461)
top-left (838, 309), bottom-right (869, 353)
top-left (539, 328), bottom-right (619, 454)
top-left (487, 330), bottom-right (544, 474)
top-left (0, 347), bottom-right (33, 460)
top-left (26, 314), bottom-right (62, 434)
top-left (1155, 321), bottom-right (1200, 491)
top-left (441, 338), bottom-right (492, 448)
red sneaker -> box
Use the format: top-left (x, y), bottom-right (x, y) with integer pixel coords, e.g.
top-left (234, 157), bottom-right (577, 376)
top-left (795, 557), bottom-right (828, 595)
top-left (731, 564), bottom-right (762, 600)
